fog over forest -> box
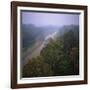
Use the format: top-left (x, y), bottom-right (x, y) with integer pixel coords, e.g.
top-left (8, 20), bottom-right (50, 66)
top-left (21, 11), bottom-right (79, 77)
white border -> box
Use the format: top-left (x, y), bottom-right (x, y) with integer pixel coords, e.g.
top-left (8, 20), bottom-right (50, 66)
top-left (17, 6), bottom-right (84, 84)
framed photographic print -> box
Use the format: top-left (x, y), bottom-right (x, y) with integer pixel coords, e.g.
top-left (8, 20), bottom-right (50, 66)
top-left (11, 1), bottom-right (88, 89)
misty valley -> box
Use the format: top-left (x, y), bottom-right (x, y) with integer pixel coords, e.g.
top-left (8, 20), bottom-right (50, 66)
top-left (21, 24), bottom-right (79, 77)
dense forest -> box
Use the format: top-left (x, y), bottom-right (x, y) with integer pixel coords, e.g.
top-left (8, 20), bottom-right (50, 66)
top-left (22, 25), bottom-right (79, 77)
top-left (21, 24), bottom-right (59, 51)
top-left (21, 24), bottom-right (44, 51)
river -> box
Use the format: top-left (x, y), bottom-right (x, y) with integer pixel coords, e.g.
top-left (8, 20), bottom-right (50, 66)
top-left (22, 31), bottom-right (58, 66)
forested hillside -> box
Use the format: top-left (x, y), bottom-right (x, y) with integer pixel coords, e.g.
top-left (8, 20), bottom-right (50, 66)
top-left (21, 24), bottom-right (44, 51)
top-left (21, 24), bottom-right (59, 51)
top-left (22, 25), bottom-right (79, 77)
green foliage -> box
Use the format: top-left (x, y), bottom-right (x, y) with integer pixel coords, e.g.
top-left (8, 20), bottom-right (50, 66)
top-left (23, 56), bottom-right (53, 77)
top-left (22, 25), bottom-right (79, 77)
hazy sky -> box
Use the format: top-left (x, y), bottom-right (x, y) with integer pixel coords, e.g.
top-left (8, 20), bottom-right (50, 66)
top-left (21, 11), bottom-right (79, 27)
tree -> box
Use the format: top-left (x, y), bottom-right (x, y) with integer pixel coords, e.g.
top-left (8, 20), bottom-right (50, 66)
top-left (23, 56), bottom-right (53, 77)
top-left (69, 47), bottom-right (79, 74)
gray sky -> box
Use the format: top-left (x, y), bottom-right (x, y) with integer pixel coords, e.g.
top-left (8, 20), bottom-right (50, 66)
top-left (21, 11), bottom-right (79, 27)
